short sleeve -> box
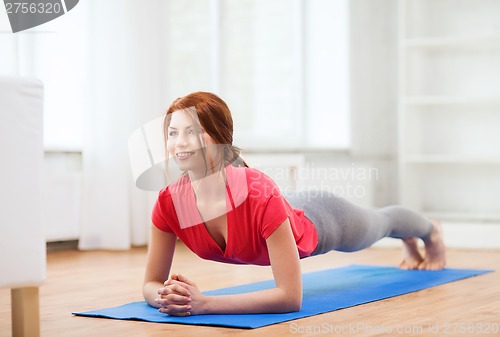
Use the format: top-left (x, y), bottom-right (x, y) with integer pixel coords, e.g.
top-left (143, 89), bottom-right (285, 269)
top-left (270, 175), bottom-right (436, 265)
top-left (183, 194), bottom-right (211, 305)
top-left (151, 195), bottom-right (174, 233)
top-left (260, 193), bottom-right (289, 239)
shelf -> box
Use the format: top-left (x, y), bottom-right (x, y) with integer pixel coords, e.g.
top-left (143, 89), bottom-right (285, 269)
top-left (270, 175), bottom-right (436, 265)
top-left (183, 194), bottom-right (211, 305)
top-left (403, 155), bottom-right (500, 164)
top-left (398, 0), bottom-right (500, 229)
top-left (403, 95), bottom-right (500, 106)
top-left (423, 211), bottom-right (500, 223)
top-left (402, 33), bottom-right (500, 49)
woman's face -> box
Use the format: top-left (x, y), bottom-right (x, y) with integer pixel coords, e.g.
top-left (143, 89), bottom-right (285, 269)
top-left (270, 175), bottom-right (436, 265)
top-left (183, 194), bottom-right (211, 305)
top-left (166, 109), bottom-right (220, 174)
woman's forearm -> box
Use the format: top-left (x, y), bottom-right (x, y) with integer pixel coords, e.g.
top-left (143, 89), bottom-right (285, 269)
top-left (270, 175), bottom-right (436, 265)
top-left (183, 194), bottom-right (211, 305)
top-left (203, 286), bottom-right (302, 314)
top-left (143, 281), bottom-right (164, 308)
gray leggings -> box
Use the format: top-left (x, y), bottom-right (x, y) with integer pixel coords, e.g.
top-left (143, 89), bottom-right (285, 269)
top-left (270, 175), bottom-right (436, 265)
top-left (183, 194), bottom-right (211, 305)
top-left (284, 190), bottom-right (433, 255)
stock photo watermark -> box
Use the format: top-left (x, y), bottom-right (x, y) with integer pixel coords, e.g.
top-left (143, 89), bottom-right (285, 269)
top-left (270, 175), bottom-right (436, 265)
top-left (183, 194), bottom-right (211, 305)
top-left (128, 108), bottom-right (381, 228)
top-left (3, 0), bottom-right (79, 33)
top-left (261, 162), bottom-right (380, 201)
top-left (289, 321), bottom-right (499, 335)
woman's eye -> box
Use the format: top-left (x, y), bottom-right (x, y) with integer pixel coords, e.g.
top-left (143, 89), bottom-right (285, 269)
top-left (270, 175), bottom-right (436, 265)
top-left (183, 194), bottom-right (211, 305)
top-left (168, 129), bottom-right (199, 137)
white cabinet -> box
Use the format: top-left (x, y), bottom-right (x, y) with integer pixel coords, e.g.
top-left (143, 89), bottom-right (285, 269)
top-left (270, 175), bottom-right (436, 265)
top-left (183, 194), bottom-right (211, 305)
top-left (43, 153), bottom-right (82, 242)
top-left (398, 0), bottom-right (500, 227)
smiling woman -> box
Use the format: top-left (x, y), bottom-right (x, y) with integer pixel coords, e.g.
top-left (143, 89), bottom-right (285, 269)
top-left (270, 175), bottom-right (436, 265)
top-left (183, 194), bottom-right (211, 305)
top-left (164, 93), bottom-right (248, 176)
top-left (142, 91), bottom-right (446, 317)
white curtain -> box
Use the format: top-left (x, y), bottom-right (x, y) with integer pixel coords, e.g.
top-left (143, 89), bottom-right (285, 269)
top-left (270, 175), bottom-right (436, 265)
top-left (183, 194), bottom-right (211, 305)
top-left (79, 0), bottom-right (168, 249)
top-left (1, 0), bottom-right (162, 249)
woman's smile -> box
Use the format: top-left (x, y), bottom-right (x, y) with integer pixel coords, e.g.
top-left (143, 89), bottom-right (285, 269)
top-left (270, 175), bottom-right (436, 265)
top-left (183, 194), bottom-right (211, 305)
top-left (176, 151), bottom-right (195, 160)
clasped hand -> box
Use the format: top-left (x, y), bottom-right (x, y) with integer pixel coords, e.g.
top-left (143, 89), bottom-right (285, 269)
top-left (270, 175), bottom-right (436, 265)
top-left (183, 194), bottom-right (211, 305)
top-left (155, 274), bottom-right (205, 316)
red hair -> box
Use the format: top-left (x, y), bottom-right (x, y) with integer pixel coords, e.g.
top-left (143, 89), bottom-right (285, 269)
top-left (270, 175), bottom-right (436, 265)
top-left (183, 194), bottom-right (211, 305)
top-left (164, 92), bottom-right (248, 168)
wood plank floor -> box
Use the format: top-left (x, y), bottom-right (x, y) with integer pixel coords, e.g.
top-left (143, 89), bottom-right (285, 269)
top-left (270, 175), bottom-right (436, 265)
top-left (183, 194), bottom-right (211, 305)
top-left (1, 242), bottom-right (499, 337)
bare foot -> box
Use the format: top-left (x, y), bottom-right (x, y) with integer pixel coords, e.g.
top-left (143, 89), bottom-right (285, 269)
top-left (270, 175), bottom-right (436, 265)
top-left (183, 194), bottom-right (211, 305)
top-left (418, 219), bottom-right (446, 270)
top-left (400, 237), bottom-right (423, 270)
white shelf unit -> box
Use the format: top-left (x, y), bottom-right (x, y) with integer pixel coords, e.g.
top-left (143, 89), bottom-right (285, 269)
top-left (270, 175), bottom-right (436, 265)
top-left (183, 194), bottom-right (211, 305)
top-left (398, 0), bottom-right (500, 229)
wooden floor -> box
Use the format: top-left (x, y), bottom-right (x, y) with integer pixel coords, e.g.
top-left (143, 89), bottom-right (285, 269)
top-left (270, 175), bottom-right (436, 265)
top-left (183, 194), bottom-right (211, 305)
top-left (1, 242), bottom-right (499, 337)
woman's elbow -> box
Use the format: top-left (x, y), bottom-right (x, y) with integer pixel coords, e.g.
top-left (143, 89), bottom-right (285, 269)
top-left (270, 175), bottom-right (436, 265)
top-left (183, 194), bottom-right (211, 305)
top-left (283, 292), bottom-right (302, 313)
top-left (291, 297), bottom-right (302, 312)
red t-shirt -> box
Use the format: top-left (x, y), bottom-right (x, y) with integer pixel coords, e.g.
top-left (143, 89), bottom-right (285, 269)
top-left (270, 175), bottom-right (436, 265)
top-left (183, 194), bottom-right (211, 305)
top-left (151, 165), bottom-right (318, 266)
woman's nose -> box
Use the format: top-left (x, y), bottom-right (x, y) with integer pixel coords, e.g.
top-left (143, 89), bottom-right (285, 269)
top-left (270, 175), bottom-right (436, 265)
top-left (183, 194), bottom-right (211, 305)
top-left (175, 132), bottom-right (188, 147)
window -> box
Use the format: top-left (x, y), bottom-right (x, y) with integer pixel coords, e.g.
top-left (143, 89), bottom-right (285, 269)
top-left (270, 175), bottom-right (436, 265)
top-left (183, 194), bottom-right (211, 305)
top-left (0, 4), bottom-right (88, 151)
top-left (0, 11), bottom-right (17, 75)
top-left (2, 0), bottom-right (350, 151)
top-left (166, 0), bottom-right (351, 150)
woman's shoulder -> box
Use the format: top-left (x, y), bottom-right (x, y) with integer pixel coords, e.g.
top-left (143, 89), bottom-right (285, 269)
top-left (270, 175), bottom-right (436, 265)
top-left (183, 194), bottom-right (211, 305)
top-left (158, 174), bottom-right (190, 199)
top-left (246, 167), bottom-right (277, 186)
top-left (226, 165), bottom-right (280, 200)
top-left (226, 165), bottom-right (275, 185)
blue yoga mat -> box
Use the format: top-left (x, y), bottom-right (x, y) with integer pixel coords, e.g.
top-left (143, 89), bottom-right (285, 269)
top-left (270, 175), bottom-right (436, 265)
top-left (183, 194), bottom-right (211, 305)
top-left (72, 264), bottom-right (492, 329)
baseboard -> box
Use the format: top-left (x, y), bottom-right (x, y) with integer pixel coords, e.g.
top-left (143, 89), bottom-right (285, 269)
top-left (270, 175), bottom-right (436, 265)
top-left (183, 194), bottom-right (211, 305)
top-left (373, 222), bottom-right (500, 249)
top-left (46, 240), bottom-right (79, 252)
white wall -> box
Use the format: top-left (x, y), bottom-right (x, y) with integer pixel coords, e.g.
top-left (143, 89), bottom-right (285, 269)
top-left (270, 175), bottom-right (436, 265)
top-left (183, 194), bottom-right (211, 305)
top-left (43, 0), bottom-right (500, 248)
top-left (43, 0), bottom-right (400, 242)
